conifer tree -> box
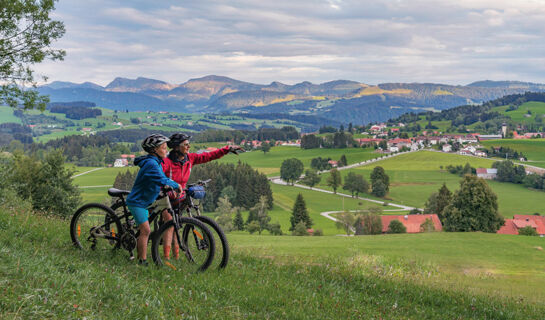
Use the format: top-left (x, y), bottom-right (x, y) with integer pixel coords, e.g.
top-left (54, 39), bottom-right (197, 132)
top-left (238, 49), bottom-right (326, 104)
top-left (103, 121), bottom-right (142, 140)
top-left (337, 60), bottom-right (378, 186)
top-left (290, 193), bottom-right (312, 230)
top-left (233, 209), bottom-right (244, 231)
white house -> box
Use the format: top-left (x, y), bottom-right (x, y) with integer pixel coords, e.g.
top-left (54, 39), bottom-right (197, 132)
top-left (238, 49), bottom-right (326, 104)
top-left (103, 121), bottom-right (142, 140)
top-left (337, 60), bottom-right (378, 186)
top-left (442, 144), bottom-right (452, 152)
top-left (114, 159), bottom-right (129, 167)
top-left (476, 168), bottom-right (497, 179)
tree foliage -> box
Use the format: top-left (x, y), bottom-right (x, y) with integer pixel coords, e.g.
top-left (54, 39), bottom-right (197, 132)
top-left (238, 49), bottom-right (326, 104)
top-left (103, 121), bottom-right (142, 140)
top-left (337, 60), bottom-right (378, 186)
top-left (280, 158), bottom-right (304, 185)
top-left (355, 207), bottom-right (383, 235)
top-left (300, 168), bottom-right (321, 189)
top-left (290, 193), bottom-right (312, 230)
top-left (190, 161), bottom-right (273, 212)
top-left (292, 221), bottom-right (309, 236)
top-left (442, 175), bottom-right (504, 232)
top-left (424, 183), bottom-right (452, 221)
top-left (335, 211), bottom-right (355, 235)
top-left (343, 172), bottom-right (369, 197)
top-left (0, 0), bottom-right (66, 110)
top-left (420, 218), bottom-right (436, 232)
top-left (371, 166), bottom-right (390, 197)
top-left (233, 209), bottom-right (244, 231)
top-left (310, 156), bottom-right (332, 171)
top-left (518, 226), bottom-right (538, 236)
top-left (387, 220), bottom-right (407, 234)
top-left (327, 168), bottom-right (342, 194)
top-left (1, 149), bottom-right (80, 217)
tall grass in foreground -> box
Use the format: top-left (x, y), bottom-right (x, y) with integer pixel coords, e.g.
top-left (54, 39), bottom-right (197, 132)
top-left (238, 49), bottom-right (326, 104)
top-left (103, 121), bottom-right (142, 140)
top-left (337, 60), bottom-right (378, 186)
top-left (1, 207), bottom-right (543, 319)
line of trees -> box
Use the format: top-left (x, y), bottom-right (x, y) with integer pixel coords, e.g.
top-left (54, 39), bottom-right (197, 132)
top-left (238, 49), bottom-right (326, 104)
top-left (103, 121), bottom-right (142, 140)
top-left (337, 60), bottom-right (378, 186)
top-left (300, 132), bottom-right (356, 149)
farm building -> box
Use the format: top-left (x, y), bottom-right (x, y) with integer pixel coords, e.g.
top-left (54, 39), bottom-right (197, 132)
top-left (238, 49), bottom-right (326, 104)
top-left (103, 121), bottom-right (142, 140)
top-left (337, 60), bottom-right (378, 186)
top-left (380, 214), bottom-right (443, 233)
top-left (497, 215), bottom-right (545, 236)
top-left (476, 168), bottom-right (497, 180)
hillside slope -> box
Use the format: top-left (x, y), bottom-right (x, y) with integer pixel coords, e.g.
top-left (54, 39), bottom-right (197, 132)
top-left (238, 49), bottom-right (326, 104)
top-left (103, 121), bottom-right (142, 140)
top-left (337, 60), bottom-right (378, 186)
top-left (1, 206), bottom-right (544, 319)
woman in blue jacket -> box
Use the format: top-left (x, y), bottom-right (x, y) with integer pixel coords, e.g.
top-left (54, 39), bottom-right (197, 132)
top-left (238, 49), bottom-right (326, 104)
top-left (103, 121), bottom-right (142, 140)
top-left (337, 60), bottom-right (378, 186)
top-left (126, 134), bottom-right (180, 266)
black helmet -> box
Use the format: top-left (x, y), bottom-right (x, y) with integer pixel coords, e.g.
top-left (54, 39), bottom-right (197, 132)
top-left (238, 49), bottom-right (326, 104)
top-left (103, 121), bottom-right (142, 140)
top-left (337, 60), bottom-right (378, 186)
top-left (141, 134), bottom-right (170, 153)
top-left (167, 133), bottom-right (191, 148)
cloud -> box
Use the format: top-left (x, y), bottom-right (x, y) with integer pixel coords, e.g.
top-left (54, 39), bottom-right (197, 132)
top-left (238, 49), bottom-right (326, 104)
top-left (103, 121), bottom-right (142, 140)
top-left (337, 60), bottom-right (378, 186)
top-left (34, 0), bottom-right (545, 86)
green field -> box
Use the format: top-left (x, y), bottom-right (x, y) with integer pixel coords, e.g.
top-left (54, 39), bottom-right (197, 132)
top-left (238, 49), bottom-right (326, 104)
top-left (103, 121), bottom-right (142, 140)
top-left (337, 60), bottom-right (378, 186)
top-left (217, 145), bottom-right (381, 176)
top-left (75, 149), bottom-right (545, 232)
top-left (316, 151), bottom-right (545, 217)
top-left (0, 106), bottom-right (22, 124)
top-left (492, 101), bottom-right (545, 124)
top-left (1, 206), bottom-right (544, 319)
top-left (481, 138), bottom-right (545, 169)
top-left (0, 106), bottom-right (320, 143)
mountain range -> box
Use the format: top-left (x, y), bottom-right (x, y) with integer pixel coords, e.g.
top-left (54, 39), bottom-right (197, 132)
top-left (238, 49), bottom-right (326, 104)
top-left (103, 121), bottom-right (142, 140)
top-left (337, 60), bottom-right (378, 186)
top-left (38, 76), bottom-right (545, 124)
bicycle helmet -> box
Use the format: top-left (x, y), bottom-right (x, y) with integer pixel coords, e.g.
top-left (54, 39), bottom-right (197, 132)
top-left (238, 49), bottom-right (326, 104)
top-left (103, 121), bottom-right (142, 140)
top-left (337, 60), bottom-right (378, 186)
top-left (167, 133), bottom-right (192, 148)
top-left (141, 134), bottom-right (170, 153)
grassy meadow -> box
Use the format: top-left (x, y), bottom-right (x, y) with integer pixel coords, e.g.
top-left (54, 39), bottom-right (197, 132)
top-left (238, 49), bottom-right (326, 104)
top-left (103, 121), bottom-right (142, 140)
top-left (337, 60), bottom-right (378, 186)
top-left (316, 151), bottom-right (545, 217)
top-left (491, 101), bottom-right (545, 124)
top-left (481, 138), bottom-right (545, 169)
top-left (217, 145), bottom-right (381, 176)
top-left (1, 206), bottom-right (544, 319)
top-left (74, 149), bottom-right (544, 233)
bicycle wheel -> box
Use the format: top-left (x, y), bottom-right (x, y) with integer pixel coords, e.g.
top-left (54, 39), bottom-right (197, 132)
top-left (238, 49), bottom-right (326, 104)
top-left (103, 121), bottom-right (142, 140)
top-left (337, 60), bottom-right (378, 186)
top-left (70, 203), bottom-right (121, 251)
top-left (151, 217), bottom-right (215, 272)
top-left (194, 215), bottom-right (230, 269)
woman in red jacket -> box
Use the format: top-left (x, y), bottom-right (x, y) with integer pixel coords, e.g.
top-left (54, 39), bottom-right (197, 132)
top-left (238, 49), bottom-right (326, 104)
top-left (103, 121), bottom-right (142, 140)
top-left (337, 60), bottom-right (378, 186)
top-left (161, 133), bottom-right (243, 259)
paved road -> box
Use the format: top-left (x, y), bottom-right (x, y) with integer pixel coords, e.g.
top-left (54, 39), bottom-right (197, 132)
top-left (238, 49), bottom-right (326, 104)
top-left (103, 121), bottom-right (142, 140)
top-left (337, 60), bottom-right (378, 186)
top-left (72, 167), bottom-right (104, 178)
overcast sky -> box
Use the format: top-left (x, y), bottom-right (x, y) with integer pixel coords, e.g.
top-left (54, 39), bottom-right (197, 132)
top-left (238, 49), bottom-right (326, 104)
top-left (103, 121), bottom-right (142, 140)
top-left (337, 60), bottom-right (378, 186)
top-left (35, 0), bottom-right (545, 86)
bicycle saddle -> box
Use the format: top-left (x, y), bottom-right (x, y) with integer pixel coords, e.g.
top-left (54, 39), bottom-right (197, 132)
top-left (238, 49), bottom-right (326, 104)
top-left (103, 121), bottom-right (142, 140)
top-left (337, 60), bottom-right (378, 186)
top-left (108, 188), bottom-right (130, 197)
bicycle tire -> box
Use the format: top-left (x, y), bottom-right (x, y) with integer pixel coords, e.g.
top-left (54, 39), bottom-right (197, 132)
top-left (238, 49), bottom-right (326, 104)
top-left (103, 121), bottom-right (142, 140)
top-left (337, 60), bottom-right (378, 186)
top-left (70, 203), bottom-right (121, 251)
top-left (151, 217), bottom-right (215, 272)
top-left (194, 216), bottom-right (230, 269)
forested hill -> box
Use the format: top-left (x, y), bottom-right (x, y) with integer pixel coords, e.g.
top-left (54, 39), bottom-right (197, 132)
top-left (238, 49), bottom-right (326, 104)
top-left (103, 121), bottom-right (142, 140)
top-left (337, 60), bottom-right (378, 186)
top-left (37, 76), bottom-right (545, 124)
top-left (387, 91), bottom-right (545, 133)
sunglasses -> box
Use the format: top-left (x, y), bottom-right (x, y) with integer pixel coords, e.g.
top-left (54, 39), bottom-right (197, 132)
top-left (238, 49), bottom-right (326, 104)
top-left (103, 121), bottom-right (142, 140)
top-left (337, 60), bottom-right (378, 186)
top-left (181, 142), bottom-right (190, 147)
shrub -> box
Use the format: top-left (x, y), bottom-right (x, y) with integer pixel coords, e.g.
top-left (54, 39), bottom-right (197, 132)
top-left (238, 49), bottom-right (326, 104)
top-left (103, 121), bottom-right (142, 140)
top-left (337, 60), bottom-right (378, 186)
top-left (420, 218), bottom-right (436, 232)
top-left (247, 221), bottom-right (260, 234)
top-left (518, 226), bottom-right (538, 236)
top-left (313, 228), bottom-right (323, 236)
top-left (292, 221), bottom-right (309, 236)
top-left (387, 220), bottom-right (407, 234)
top-left (268, 222), bottom-right (283, 235)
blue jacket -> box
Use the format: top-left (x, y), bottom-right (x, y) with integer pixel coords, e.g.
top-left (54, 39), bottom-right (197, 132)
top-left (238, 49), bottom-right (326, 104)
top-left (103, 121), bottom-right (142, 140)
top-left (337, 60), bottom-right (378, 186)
top-left (126, 155), bottom-right (179, 208)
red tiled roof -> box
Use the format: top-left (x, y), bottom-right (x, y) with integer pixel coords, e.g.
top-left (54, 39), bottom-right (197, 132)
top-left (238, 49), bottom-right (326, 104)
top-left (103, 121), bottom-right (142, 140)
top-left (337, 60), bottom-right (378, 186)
top-left (497, 219), bottom-right (518, 235)
top-left (497, 215), bottom-right (545, 235)
top-left (513, 215), bottom-right (545, 234)
top-left (476, 168), bottom-right (487, 174)
top-left (512, 219), bottom-right (538, 229)
top-left (380, 214), bottom-right (443, 233)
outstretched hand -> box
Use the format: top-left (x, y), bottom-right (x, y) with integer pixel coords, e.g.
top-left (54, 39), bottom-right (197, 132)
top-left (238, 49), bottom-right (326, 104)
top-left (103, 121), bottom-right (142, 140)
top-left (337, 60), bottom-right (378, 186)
top-left (228, 145), bottom-right (245, 155)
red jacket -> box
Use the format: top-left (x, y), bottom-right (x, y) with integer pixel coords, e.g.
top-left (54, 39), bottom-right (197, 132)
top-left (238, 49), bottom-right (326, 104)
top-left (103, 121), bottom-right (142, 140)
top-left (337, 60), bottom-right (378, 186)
top-left (162, 146), bottom-right (230, 190)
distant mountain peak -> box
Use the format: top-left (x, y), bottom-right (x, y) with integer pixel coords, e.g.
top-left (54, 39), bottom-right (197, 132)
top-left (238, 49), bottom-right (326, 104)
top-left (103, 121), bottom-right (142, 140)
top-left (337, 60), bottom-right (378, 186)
top-left (105, 76), bottom-right (174, 92)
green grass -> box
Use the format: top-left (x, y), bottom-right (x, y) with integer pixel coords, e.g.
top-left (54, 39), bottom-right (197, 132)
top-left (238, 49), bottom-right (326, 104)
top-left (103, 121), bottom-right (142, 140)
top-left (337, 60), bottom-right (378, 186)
top-left (481, 138), bottom-right (545, 169)
top-left (217, 146), bottom-right (381, 176)
top-left (317, 151), bottom-right (545, 217)
top-left (492, 101), bottom-right (545, 124)
top-left (1, 206), bottom-right (544, 319)
top-left (0, 106), bottom-right (22, 124)
top-left (267, 183), bottom-right (398, 235)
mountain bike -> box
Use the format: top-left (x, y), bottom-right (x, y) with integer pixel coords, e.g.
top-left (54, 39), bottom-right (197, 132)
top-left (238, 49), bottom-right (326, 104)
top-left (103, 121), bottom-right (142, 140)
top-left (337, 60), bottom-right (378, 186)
top-left (70, 186), bottom-right (215, 272)
top-left (167, 179), bottom-right (230, 269)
